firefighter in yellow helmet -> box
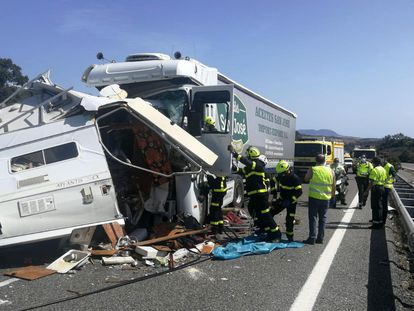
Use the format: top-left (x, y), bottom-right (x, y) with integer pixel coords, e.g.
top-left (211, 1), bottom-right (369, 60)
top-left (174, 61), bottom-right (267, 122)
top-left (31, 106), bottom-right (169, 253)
top-left (228, 144), bottom-right (281, 242)
top-left (204, 116), bottom-right (217, 132)
top-left (270, 160), bottom-right (303, 242)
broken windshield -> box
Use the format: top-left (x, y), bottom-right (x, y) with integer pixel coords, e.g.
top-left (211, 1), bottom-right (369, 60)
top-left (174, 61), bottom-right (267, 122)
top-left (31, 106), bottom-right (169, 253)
top-left (144, 90), bottom-right (187, 126)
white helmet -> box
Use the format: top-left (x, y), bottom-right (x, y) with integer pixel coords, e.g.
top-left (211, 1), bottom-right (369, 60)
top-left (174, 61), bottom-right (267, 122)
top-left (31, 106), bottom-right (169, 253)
top-left (258, 154), bottom-right (268, 165)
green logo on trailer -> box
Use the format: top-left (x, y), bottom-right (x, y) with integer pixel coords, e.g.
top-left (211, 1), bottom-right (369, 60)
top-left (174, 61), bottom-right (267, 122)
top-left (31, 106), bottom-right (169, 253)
top-left (217, 95), bottom-right (248, 152)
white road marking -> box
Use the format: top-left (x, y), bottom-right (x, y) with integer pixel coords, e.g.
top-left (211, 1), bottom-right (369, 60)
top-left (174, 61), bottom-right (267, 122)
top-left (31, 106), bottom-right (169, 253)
top-left (0, 277), bottom-right (19, 288)
top-left (289, 194), bottom-right (359, 311)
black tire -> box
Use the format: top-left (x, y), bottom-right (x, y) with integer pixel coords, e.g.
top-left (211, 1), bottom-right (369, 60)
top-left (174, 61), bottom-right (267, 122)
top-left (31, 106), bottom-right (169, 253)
top-left (232, 175), bottom-right (244, 208)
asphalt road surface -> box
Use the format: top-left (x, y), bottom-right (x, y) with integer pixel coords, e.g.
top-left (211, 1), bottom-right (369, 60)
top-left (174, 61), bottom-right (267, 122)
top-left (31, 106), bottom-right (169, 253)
top-left (1, 174), bottom-right (414, 311)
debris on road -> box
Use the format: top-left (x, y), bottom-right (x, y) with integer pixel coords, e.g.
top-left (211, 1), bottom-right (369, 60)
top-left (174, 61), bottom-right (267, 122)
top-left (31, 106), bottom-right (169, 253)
top-left (4, 266), bottom-right (56, 281)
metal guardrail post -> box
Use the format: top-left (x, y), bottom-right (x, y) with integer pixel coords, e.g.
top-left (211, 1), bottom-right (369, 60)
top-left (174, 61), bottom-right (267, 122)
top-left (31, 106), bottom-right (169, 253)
top-left (392, 174), bottom-right (414, 253)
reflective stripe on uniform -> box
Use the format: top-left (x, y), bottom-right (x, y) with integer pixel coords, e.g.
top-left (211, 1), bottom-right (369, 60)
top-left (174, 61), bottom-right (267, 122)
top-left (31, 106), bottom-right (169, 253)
top-left (289, 213), bottom-right (295, 217)
top-left (270, 226), bottom-right (280, 232)
top-left (245, 171), bottom-right (265, 178)
top-left (251, 161), bottom-right (256, 170)
top-left (213, 188), bottom-right (228, 192)
top-left (211, 202), bottom-right (220, 206)
top-left (286, 231), bottom-right (294, 235)
top-left (248, 188), bottom-right (267, 196)
top-left (210, 220), bottom-right (224, 225)
top-left (261, 208), bottom-right (270, 214)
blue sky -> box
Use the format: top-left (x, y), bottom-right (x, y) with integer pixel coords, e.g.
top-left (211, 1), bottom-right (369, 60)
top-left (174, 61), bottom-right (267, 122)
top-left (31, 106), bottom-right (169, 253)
top-left (2, 0), bottom-right (414, 138)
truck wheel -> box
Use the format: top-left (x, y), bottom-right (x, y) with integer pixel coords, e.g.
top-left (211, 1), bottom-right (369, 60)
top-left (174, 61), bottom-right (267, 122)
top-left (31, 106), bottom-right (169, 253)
top-left (232, 176), bottom-right (244, 208)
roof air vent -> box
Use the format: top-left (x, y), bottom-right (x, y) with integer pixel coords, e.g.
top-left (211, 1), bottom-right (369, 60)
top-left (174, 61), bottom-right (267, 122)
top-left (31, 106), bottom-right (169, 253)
top-left (125, 53), bottom-right (171, 62)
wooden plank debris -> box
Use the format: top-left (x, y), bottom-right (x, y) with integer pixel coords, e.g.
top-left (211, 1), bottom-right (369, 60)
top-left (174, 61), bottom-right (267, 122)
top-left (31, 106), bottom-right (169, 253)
top-left (4, 266), bottom-right (56, 281)
top-left (102, 222), bottom-right (125, 247)
top-left (135, 228), bottom-right (208, 246)
top-left (90, 249), bottom-right (119, 256)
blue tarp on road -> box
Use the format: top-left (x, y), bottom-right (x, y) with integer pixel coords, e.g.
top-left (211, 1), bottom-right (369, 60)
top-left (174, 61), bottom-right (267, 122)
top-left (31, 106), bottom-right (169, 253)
top-left (212, 235), bottom-right (304, 260)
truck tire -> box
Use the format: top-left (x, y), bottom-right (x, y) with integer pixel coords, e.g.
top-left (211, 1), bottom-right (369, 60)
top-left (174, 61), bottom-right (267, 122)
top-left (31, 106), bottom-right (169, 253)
top-left (232, 175), bottom-right (244, 208)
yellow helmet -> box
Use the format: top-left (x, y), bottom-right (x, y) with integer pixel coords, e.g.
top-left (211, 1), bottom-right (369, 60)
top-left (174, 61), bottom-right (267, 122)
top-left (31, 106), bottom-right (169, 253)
top-left (276, 160), bottom-right (290, 174)
top-left (246, 146), bottom-right (261, 159)
top-left (204, 116), bottom-right (215, 126)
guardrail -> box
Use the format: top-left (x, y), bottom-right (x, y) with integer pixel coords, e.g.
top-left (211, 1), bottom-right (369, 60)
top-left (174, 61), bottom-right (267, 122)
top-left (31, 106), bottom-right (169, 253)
top-left (392, 173), bottom-right (414, 253)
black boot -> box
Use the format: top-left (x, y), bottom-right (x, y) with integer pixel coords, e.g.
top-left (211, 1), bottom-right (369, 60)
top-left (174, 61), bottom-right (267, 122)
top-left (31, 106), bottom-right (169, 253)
top-left (303, 238), bottom-right (315, 245)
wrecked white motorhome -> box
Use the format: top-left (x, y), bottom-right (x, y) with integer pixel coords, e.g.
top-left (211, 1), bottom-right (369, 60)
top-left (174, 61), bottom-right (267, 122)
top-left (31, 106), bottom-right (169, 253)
top-left (0, 72), bottom-right (229, 247)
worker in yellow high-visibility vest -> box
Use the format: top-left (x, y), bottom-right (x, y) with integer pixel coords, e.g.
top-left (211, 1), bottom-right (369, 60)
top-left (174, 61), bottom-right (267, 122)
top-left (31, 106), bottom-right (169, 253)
top-left (365, 157), bottom-right (387, 229)
top-left (303, 154), bottom-right (335, 245)
top-left (382, 160), bottom-right (396, 224)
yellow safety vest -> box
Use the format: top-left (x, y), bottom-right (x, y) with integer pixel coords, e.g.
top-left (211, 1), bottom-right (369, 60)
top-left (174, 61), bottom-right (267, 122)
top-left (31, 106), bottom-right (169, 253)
top-left (357, 162), bottom-right (372, 177)
top-left (309, 166), bottom-right (333, 200)
top-left (369, 166), bottom-right (387, 186)
top-left (384, 163), bottom-right (395, 189)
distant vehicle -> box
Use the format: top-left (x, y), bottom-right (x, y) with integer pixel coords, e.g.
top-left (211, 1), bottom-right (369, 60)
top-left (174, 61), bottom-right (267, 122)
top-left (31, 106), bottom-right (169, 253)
top-left (351, 147), bottom-right (376, 173)
top-left (294, 137), bottom-right (344, 176)
top-left (344, 156), bottom-right (353, 173)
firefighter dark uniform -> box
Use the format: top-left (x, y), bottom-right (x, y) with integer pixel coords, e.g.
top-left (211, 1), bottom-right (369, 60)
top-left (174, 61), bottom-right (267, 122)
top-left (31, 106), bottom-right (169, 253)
top-left (367, 158), bottom-right (387, 229)
top-left (207, 175), bottom-right (227, 234)
top-left (270, 160), bottom-right (302, 242)
top-left (229, 145), bottom-right (281, 241)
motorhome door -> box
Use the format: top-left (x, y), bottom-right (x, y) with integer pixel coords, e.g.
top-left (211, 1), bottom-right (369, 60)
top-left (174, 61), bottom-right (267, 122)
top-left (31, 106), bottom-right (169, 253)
top-left (189, 85), bottom-right (234, 176)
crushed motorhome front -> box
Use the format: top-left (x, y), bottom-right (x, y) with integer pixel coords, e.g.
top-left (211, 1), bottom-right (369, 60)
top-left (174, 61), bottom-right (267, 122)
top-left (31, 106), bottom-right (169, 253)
top-left (0, 72), bottom-right (221, 247)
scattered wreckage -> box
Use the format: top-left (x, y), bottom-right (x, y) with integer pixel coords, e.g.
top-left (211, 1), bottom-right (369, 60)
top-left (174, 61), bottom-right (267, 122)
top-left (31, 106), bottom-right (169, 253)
top-left (0, 53), bottom-right (299, 292)
top-left (0, 72), bottom-right (253, 279)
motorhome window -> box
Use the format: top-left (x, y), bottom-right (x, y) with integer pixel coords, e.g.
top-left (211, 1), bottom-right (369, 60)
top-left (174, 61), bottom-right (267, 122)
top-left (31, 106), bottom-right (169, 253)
top-left (145, 90), bottom-right (187, 126)
top-left (294, 143), bottom-right (323, 157)
top-left (11, 151), bottom-right (45, 172)
top-left (44, 142), bottom-right (78, 164)
top-left (10, 142), bottom-right (78, 172)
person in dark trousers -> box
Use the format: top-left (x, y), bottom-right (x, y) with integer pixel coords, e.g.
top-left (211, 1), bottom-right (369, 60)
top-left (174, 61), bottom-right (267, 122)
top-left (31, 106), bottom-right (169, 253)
top-left (270, 160), bottom-right (303, 242)
top-left (382, 160), bottom-right (396, 224)
top-left (365, 157), bottom-right (387, 229)
top-left (228, 144), bottom-right (282, 242)
top-left (355, 155), bottom-right (373, 209)
top-left (206, 174), bottom-right (227, 239)
top-left (303, 154), bottom-right (335, 245)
